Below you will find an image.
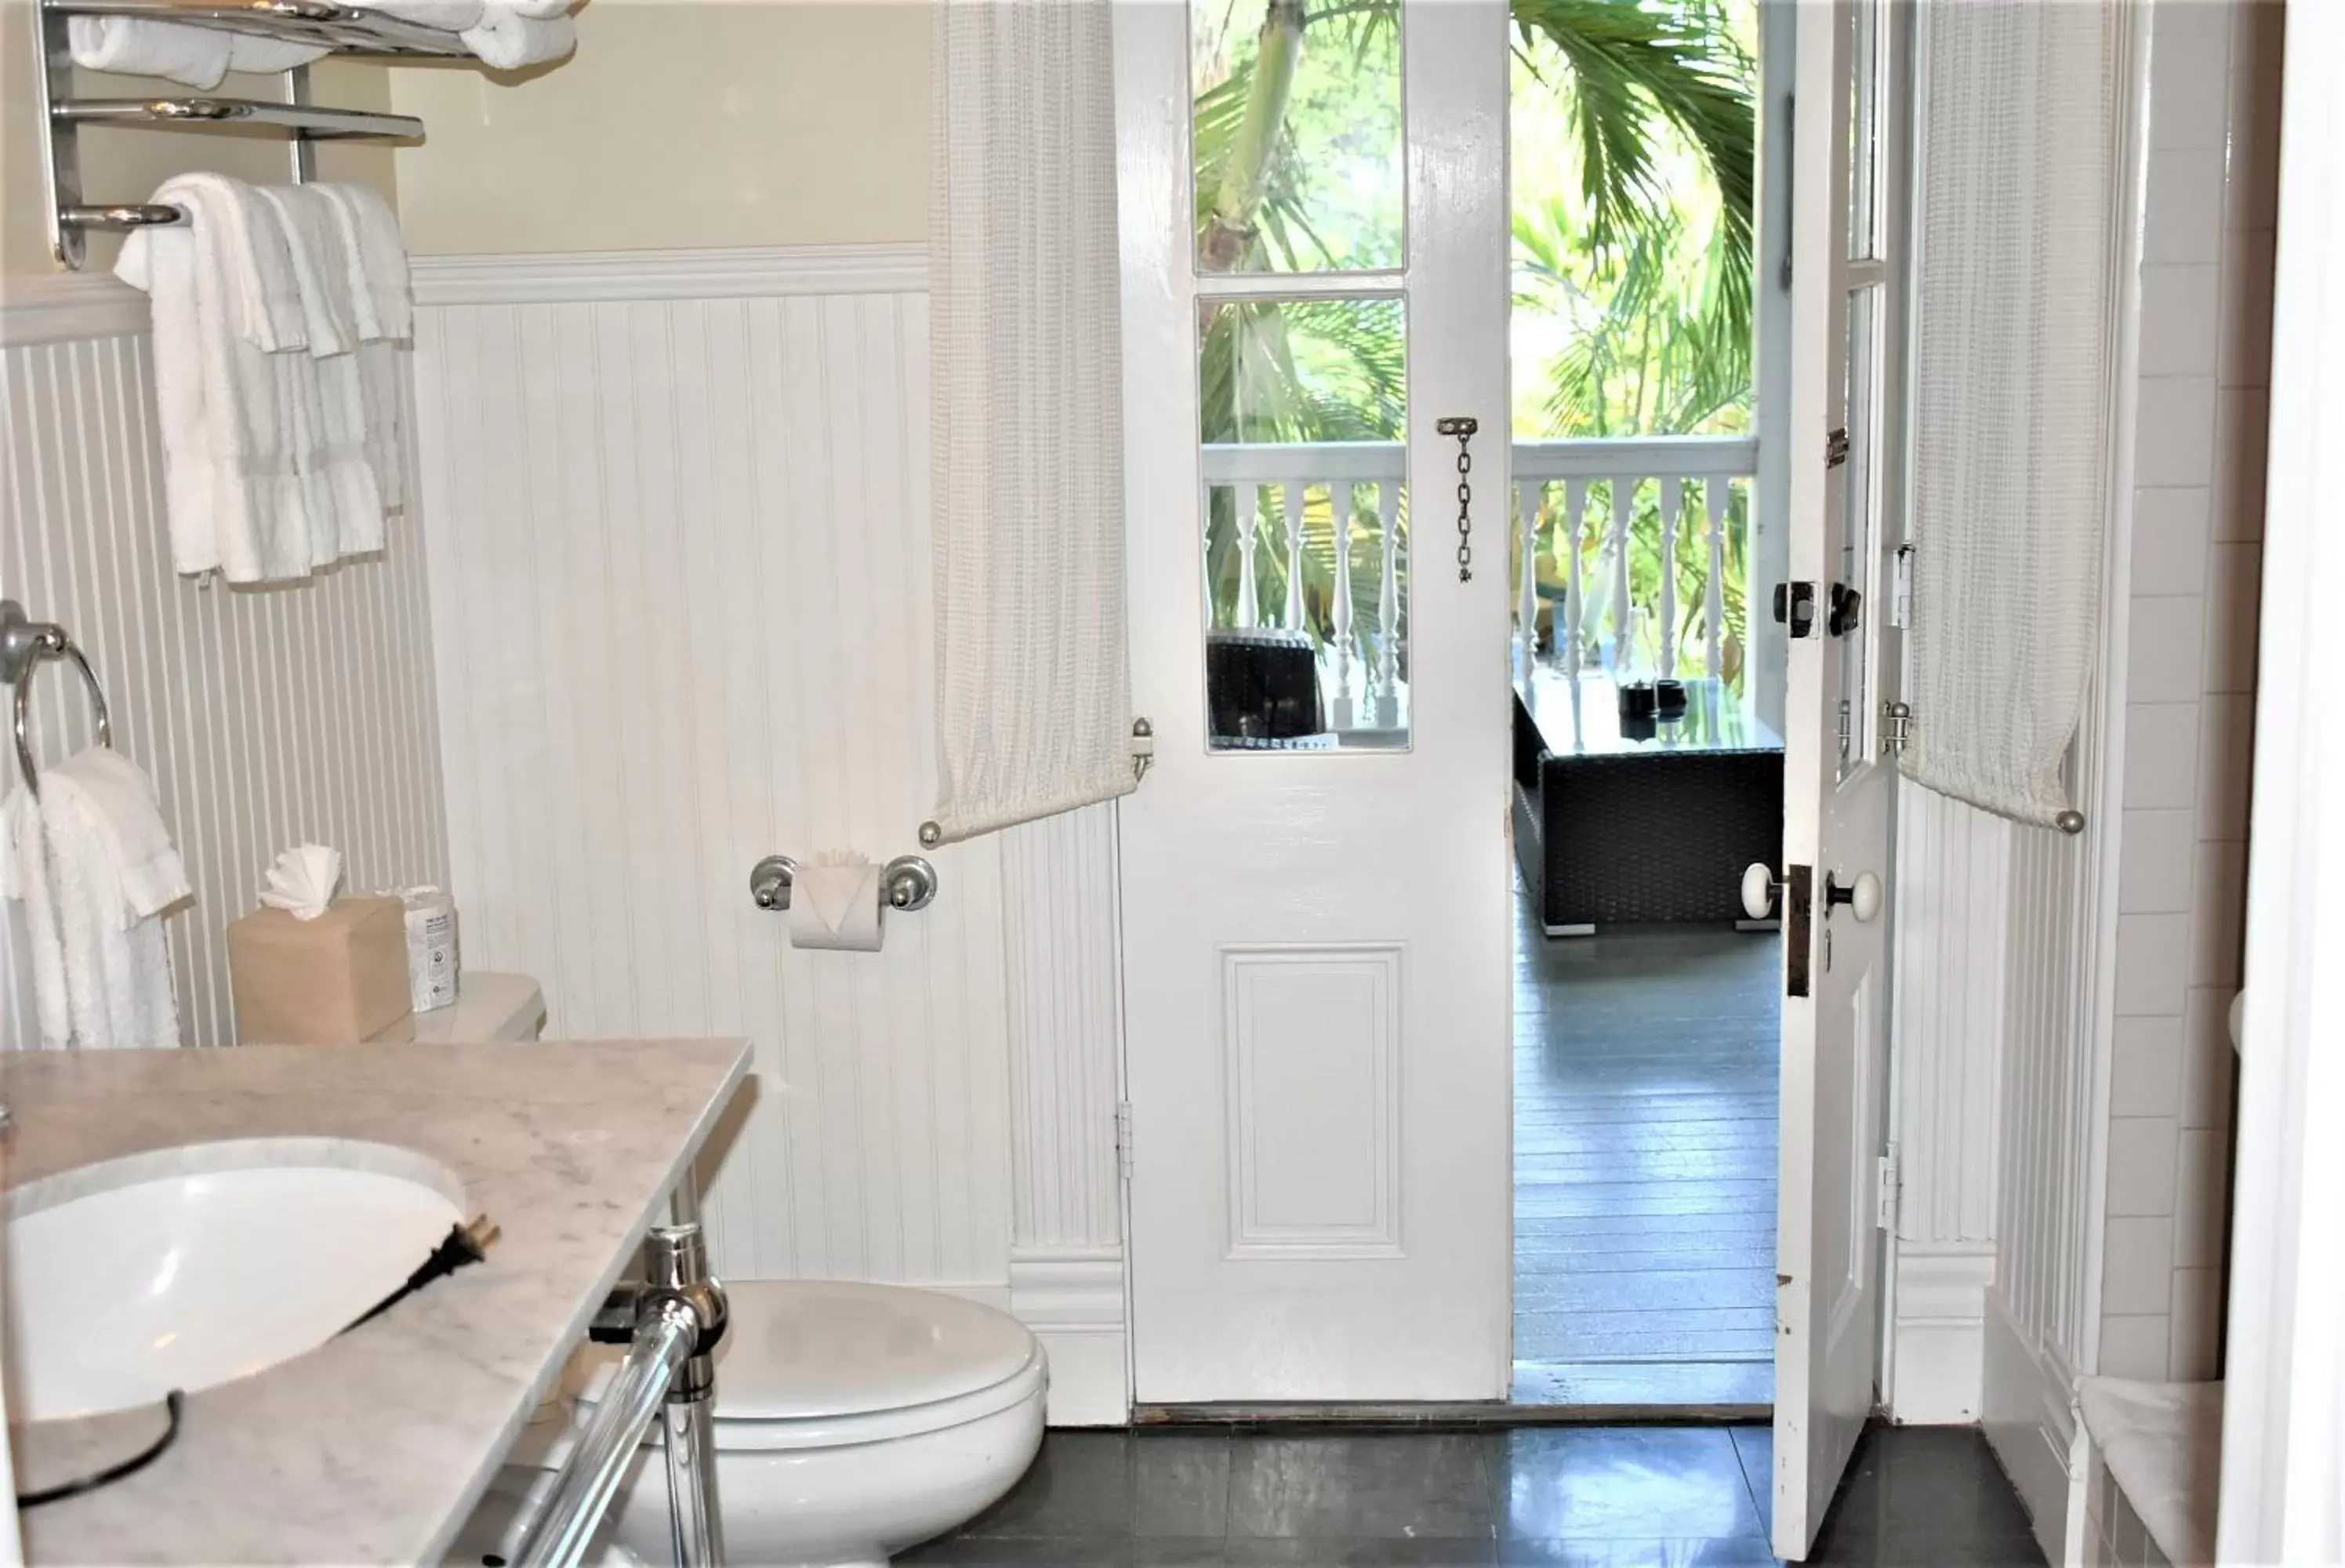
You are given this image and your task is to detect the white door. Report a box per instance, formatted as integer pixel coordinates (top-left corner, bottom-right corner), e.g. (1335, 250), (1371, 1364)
(1765, 0), (1908, 1554)
(1114, 0), (1514, 1401)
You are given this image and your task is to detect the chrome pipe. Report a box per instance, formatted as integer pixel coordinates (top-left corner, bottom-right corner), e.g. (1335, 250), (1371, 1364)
(512, 1298), (695, 1568)
(646, 1183), (727, 1568)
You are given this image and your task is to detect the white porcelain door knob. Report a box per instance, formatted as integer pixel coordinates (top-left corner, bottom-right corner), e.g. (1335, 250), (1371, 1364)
(1741, 862), (1777, 922)
(1848, 871), (1882, 923)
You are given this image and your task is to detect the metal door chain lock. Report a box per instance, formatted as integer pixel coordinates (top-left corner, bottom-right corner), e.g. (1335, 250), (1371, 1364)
(1438, 416), (1478, 582)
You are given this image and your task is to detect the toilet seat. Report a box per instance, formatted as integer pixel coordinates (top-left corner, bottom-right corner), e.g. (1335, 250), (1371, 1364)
(572, 1280), (1046, 1453)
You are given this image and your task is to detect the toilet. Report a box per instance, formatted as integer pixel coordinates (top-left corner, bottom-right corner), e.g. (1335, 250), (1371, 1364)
(438, 977), (1048, 1567)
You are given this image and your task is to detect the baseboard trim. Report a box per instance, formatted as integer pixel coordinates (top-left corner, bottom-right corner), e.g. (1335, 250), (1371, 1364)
(1886, 1242), (1995, 1424)
(1010, 1245), (1129, 1427)
(1981, 1290), (2082, 1566)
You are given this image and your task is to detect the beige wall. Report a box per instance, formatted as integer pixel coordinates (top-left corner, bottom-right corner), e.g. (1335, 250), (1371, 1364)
(2, 0), (924, 277)
(387, 0), (929, 256)
(2, 0), (396, 277)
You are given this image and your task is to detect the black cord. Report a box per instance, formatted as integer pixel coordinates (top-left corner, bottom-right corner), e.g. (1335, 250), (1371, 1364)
(16, 1390), (183, 1509)
(340, 1218), (495, 1334)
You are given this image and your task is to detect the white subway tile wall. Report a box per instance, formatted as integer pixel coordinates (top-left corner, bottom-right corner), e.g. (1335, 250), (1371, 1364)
(2096, 0), (2275, 1383)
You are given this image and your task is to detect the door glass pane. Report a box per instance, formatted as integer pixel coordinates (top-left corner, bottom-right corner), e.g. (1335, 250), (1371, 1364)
(1847, 0), (1884, 261)
(1837, 285), (1882, 779)
(1198, 297), (1409, 750)
(1191, 0), (1403, 274)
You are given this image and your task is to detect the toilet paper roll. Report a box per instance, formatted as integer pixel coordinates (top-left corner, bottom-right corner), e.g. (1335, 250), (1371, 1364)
(788, 852), (884, 952)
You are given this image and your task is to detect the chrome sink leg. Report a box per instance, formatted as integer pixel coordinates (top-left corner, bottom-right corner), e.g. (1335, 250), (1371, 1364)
(649, 1174), (727, 1568)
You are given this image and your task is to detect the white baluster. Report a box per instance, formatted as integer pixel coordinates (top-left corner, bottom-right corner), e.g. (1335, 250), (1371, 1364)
(1236, 481), (1260, 630)
(1610, 476), (1635, 667)
(1516, 478), (1541, 684)
(1331, 482), (1356, 729)
(1282, 480), (1306, 632)
(1563, 477), (1588, 680)
(1658, 476), (1683, 679)
(1704, 477), (1729, 682)
(1376, 478), (1400, 728)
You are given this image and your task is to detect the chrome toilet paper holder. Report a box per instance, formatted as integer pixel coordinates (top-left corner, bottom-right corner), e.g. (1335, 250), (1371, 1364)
(748, 855), (938, 916)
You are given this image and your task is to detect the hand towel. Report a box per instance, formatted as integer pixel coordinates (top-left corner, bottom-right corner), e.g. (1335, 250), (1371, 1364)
(67, 16), (327, 91)
(316, 183), (413, 513)
(118, 178), (324, 582)
(142, 172), (311, 354)
(257, 185), (385, 554)
(2, 774), (181, 1050)
(316, 183), (413, 342)
(41, 750), (192, 926)
(459, 8), (575, 70)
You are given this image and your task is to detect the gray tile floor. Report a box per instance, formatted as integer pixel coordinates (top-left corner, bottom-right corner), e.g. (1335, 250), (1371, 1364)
(1513, 887), (1781, 1406)
(898, 1422), (2046, 1566)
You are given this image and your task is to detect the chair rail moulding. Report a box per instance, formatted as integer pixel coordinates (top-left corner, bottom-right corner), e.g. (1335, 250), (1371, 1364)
(0, 273), (153, 347)
(408, 243), (929, 308)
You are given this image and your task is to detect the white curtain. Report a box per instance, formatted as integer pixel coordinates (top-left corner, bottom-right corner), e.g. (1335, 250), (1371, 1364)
(927, 0), (1134, 845)
(1902, 2), (2121, 827)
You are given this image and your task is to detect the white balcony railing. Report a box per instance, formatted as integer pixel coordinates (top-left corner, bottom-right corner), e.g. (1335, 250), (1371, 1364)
(1200, 435), (1761, 720)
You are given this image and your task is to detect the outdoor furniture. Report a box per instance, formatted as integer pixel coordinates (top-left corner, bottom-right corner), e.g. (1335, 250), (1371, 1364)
(1512, 667), (1784, 934)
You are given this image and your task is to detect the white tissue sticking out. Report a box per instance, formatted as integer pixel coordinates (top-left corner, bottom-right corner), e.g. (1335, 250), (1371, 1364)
(259, 843), (343, 920)
(789, 851), (884, 952)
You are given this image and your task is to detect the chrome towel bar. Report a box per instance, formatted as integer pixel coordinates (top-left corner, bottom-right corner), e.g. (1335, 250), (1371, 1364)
(2, 601), (113, 799)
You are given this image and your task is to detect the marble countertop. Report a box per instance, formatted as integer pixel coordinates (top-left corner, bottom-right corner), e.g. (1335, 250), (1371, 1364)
(0, 1039), (751, 1566)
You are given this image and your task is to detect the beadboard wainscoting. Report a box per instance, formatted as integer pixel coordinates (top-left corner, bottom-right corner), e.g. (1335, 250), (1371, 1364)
(408, 245), (1130, 1422)
(1, 276), (449, 1051)
(1884, 777), (2009, 1423)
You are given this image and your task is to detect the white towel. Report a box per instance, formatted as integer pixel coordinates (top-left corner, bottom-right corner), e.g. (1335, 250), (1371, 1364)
(67, 16), (327, 91)
(258, 186), (385, 554)
(459, 7), (575, 70)
(40, 750), (191, 926)
(316, 183), (413, 343)
(2, 770), (182, 1051)
(118, 177), (324, 582)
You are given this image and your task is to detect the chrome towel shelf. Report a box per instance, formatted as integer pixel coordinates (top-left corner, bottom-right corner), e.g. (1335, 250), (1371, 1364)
(38, 0), (464, 268)
(2, 601), (114, 799)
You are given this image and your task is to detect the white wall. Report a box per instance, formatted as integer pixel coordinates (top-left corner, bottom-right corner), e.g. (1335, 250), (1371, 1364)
(0, 282), (449, 1048)
(406, 248), (1129, 1422)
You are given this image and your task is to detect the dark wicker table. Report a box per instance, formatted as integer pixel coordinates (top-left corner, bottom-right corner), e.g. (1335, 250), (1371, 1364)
(1512, 667), (1785, 935)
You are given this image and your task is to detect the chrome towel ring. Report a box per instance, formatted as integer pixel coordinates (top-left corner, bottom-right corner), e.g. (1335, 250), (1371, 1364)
(2, 600), (112, 797)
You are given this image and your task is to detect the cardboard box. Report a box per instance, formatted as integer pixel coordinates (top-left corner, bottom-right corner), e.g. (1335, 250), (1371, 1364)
(227, 895), (412, 1044)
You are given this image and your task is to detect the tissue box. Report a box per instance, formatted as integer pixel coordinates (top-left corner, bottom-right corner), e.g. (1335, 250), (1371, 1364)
(227, 895), (412, 1044)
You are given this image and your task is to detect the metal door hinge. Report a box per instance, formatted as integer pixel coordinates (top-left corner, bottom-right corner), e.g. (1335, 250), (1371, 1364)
(1773, 581), (1817, 639)
(1115, 1100), (1134, 1181)
(1882, 701), (1912, 757)
(1825, 426), (1850, 469)
(1876, 1145), (1901, 1232)
(1890, 543), (1915, 629)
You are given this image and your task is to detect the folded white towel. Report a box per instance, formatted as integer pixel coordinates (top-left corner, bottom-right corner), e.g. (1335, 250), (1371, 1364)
(316, 183), (413, 343)
(118, 178), (324, 582)
(40, 750), (192, 927)
(2, 771), (182, 1050)
(255, 184), (358, 358)
(497, 0), (575, 17)
(257, 186), (385, 553)
(67, 15), (327, 89)
(459, 7), (575, 70)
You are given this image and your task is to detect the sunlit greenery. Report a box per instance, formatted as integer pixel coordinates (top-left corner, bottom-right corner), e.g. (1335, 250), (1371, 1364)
(1189, 0), (1758, 685)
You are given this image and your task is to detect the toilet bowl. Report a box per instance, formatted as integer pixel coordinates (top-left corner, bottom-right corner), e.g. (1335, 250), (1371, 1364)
(493, 1279), (1047, 1568)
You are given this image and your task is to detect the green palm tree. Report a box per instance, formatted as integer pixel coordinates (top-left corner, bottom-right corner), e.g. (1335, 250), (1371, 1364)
(1192, 0), (1756, 652)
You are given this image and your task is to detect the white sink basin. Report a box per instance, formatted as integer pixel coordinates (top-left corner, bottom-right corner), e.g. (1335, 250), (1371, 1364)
(4, 1138), (467, 1424)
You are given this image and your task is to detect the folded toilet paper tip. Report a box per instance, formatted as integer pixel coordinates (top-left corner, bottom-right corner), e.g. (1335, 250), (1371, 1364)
(259, 843), (343, 920)
(790, 851), (884, 952)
